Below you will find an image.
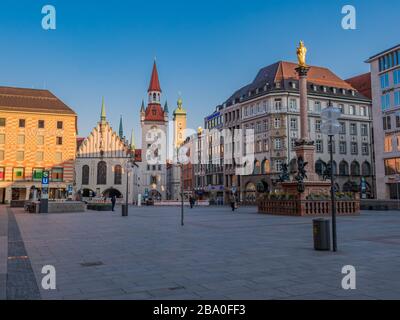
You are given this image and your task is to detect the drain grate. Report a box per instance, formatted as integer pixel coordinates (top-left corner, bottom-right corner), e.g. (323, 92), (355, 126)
(80, 261), (104, 267)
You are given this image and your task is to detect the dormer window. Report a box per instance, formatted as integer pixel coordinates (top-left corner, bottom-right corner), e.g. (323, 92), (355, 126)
(332, 88), (337, 94)
(342, 89), (346, 95)
(351, 90), (355, 96)
(275, 82), (281, 89)
(291, 82), (296, 89)
(323, 86), (327, 93)
(313, 85), (317, 91)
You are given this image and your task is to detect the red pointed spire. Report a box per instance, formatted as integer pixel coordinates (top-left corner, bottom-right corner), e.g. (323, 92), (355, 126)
(148, 60), (162, 92)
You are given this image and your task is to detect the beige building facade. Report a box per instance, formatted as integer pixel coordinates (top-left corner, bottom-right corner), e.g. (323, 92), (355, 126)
(0, 86), (77, 203)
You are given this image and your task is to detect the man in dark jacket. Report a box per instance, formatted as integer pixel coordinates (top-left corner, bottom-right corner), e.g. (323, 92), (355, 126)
(111, 195), (116, 212)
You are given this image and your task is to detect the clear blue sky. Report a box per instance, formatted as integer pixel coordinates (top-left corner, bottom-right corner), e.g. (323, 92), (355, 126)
(0, 0), (398, 145)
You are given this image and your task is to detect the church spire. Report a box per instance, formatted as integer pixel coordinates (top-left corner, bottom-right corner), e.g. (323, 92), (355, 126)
(100, 97), (106, 122)
(148, 60), (161, 92)
(164, 100), (169, 113)
(118, 115), (124, 138)
(140, 100), (145, 112)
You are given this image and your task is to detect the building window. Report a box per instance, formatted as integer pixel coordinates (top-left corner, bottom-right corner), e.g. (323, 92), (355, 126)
(274, 99), (282, 111)
(361, 124), (368, 136)
(0, 150), (4, 161)
(314, 101), (322, 113)
(338, 104), (344, 113)
(360, 106), (367, 117)
(349, 105), (356, 115)
(362, 161), (372, 176)
(32, 168), (43, 181)
(339, 122), (346, 134)
(339, 141), (347, 154)
(0, 118), (5, 127)
(37, 135), (44, 145)
(362, 143), (369, 155)
(381, 94), (390, 111)
(36, 151), (44, 161)
(13, 168), (25, 181)
(380, 73), (390, 89)
(0, 167), (4, 181)
(351, 142), (358, 155)
(384, 136), (393, 152)
(17, 135), (25, 145)
(351, 161), (360, 176)
(82, 165), (89, 185)
(274, 118), (281, 129)
(339, 161), (349, 176)
(19, 119), (25, 128)
(55, 152), (62, 163)
(315, 119), (321, 132)
(383, 116), (392, 130)
(56, 137), (63, 145)
(316, 140), (323, 153)
(16, 151), (24, 161)
(51, 168), (63, 182)
(395, 91), (400, 106)
(97, 161), (107, 184)
(38, 120), (45, 128)
(274, 160), (282, 172)
(57, 121), (63, 129)
(114, 165), (122, 185)
(350, 123), (357, 135)
(274, 138), (282, 150)
(290, 118), (297, 130)
(0, 134), (5, 144)
(289, 99), (297, 111)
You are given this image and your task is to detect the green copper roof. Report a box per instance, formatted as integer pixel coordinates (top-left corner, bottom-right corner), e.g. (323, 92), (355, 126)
(173, 97), (186, 115)
(118, 115), (124, 138)
(100, 97), (106, 121)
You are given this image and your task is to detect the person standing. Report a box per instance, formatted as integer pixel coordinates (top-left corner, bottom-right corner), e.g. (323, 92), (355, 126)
(230, 193), (236, 212)
(111, 195), (116, 212)
(189, 196), (195, 209)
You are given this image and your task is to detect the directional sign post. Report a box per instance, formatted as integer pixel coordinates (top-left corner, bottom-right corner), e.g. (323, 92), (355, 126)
(40, 170), (49, 213)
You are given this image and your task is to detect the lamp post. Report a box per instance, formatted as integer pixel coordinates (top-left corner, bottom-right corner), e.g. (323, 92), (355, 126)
(124, 156), (137, 216)
(178, 146), (189, 226)
(321, 101), (341, 252)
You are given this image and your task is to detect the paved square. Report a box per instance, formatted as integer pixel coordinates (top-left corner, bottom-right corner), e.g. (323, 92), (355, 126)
(1, 205), (400, 300)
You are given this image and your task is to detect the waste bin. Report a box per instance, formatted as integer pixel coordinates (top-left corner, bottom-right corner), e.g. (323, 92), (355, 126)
(121, 204), (128, 216)
(313, 218), (330, 251)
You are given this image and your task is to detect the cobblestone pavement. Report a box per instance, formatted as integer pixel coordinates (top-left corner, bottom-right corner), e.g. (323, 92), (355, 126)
(1, 205), (400, 300)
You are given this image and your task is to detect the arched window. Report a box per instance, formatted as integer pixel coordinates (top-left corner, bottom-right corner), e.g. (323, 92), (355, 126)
(329, 160), (337, 175)
(82, 165), (89, 185)
(315, 160), (324, 176)
(253, 160), (261, 175)
(339, 161), (349, 176)
(97, 161), (107, 185)
(153, 93), (156, 100)
(351, 161), (360, 176)
(114, 165), (122, 185)
(262, 159), (270, 174)
(362, 161), (371, 176)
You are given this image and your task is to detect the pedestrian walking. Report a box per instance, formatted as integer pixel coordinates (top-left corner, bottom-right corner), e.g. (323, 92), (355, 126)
(111, 195), (116, 212)
(230, 193), (236, 212)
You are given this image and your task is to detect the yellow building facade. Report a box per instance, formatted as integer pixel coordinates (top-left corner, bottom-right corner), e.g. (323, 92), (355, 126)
(0, 87), (77, 203)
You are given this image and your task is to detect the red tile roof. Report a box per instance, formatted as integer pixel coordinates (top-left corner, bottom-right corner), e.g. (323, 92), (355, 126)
(345, 73), (372, 99)
(0, 86), (76, 115)
(144, 103), (165, 121)
(275, 61), (354, 90)
(148, 61), (161, 92)
(76, 137), (85, 150)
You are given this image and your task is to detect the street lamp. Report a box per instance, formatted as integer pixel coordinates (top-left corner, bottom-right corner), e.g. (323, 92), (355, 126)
(178, 146), (189, 226)
(124, 156), (138, 216)
(320, 101), (341, 252)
